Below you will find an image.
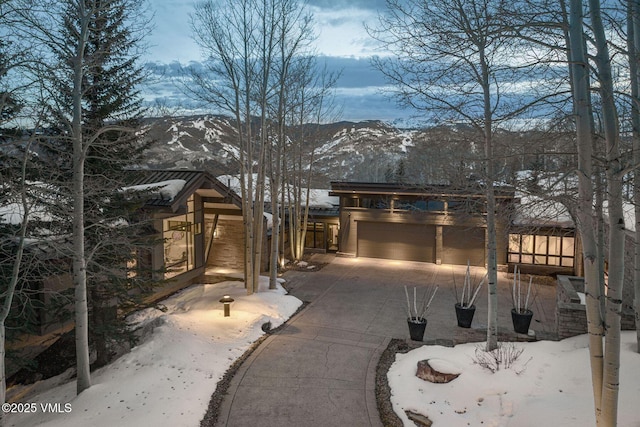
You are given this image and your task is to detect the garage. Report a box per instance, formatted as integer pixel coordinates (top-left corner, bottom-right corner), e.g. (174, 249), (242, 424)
(442, 226), (485, 266)
(357, 221), (436, 263)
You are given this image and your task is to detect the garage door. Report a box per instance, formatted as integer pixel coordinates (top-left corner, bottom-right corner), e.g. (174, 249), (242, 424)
(442, 226), (485, 266)
(357, 222), (435, 263)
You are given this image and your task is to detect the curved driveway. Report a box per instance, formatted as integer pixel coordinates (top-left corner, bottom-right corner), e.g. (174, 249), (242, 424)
(215, 255), (556, 427)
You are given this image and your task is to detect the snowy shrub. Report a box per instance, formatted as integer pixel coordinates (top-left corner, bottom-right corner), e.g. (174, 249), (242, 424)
(472, 343), (531, 374)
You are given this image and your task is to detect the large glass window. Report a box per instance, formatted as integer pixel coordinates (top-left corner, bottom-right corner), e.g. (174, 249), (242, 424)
(509, 233), (575, 267)
(360, 196), (391, 209)
(305, 222), (325, 249)
(163, 195), (201, 279)
(447, 198), (483, 214)
(393, 197), (444, 212)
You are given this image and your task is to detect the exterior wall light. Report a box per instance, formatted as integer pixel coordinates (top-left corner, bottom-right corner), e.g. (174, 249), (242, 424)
(219, 295), (234, 317)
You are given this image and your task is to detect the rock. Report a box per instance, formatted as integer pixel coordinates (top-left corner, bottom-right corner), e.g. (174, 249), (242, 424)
(261, 321), (272, 332)
(405, 410), (433, 427)
(416, 358), (461, 383)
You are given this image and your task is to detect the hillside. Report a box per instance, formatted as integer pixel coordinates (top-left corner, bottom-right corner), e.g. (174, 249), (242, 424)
(140, 114), (566, 188)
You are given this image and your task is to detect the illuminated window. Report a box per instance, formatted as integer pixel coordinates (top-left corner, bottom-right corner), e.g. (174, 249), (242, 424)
(126, 256), (137, 279)
(508, 233), (575, 267)
(163, 195), (200, 279)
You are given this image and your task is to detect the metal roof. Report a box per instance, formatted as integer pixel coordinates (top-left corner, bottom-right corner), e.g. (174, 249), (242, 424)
(125, 169), (242, 211)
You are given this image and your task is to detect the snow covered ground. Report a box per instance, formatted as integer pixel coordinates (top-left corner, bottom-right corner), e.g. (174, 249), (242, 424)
(388, 332), (640, 426)
(7, 272), (640, 427)
(6, 276), (302, 427)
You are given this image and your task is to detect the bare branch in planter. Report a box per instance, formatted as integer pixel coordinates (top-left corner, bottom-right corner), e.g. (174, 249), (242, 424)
(511, 265), (537, 313)
(404, 285), (412, 319)
(421, 285), (439, 318)
(404, 284), (439, 321)
(468, 275), (485, 307)
(457, 262), (485, 308)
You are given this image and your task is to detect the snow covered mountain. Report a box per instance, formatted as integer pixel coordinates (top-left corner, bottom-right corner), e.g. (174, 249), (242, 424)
(140, 115), (431, 187)
(139, 114), (560, 188)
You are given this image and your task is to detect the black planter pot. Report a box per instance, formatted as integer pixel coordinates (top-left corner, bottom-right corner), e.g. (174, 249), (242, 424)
(511, 308), (533, 334)
(407, 317), (427, 341)
(455, 303), (476, 328)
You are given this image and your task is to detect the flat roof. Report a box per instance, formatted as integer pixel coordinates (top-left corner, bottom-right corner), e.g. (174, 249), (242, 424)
(329, 181), (515, 198)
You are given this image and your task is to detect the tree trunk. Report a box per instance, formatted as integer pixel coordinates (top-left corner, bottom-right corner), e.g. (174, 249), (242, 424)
(72, 1), (91, 394)
(568, 0), (604, 422)
(480, 47), (498, 352)
(589, 0), (623, 423)
(0, 145), (33, 415)
(628, 0), (640, 354)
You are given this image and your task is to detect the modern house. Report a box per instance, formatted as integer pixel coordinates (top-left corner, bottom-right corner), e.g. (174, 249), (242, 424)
(0, 170), (248, 335)
(329, 181), (579, 276)
(124, 169), (246, 297)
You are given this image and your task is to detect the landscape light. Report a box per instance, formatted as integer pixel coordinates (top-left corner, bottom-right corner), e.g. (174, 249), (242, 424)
(219, 295), (234, 317)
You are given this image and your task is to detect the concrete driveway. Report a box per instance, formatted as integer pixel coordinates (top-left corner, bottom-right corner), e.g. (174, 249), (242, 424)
(215, 255), (556, 427)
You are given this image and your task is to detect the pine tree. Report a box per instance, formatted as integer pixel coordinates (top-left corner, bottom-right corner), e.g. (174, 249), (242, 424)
(59, 0), (151, 370)
(22, 0), (152, 384)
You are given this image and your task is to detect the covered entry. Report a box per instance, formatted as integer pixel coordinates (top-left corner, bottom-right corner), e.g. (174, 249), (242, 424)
(357, 221), (436, 263)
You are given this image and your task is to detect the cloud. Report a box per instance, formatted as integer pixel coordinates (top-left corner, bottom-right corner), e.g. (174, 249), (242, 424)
(146, 0), (387, 62)
(308, 0), (388, 10)
(141, 1), (402, 120)
(319, 56), (387, 87)
(139, 56), (406, 121)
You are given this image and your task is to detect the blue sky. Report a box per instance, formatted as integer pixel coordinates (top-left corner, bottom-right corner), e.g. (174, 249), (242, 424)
(142, 0), (412, 122)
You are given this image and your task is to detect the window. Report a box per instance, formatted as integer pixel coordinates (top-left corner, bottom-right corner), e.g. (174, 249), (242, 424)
(342, 197), (359, 207)
(360, 196), (391, 209)
(509, 233), (575, 267)
(393, 197), (444, 211)
(163, 195), (200, 279)
(447, 198), (483, 214)
(305, 222), (325, 249)
(427, 200), (445, 211)
(127, 248), (152, 280)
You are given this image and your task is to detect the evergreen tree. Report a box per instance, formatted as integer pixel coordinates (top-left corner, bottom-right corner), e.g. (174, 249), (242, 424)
(65, 0), (151, 369)
(31, 0), (153, 372)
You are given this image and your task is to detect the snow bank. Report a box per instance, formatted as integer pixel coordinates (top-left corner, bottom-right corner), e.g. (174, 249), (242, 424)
(388, 333), (640, 426)
(6, 277), (302, 427)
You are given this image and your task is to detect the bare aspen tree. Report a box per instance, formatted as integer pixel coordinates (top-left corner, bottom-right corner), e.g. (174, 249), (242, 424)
(191, 0), (274, 293)
(12, 0), (149, 394)
(588, 0), (625, 423)
(268, 0), (314, 288)
(0, 2), (64, 416)
(519, 0), (628, 422)
(370, 0), (545, 351)
(566, 0), (611, 423)
(628, 0), (640, 354)
(283, 60), (339, 262)
(190, 0), (329, 291)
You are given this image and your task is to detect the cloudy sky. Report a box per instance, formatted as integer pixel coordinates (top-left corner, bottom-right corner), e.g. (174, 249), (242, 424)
(142, 0), (412, 122)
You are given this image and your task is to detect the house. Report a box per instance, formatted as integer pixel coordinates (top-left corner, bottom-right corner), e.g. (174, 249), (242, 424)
(329, 181), (579, 275)
(0, 170), (248, 336)
(124, 169), (246, 298)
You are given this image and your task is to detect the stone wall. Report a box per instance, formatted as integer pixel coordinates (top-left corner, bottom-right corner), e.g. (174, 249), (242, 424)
(556, 275), (588, 340)
(207, 218), (244, 271)
(621, 231), (637, 330)
(556, 274), (636, 340)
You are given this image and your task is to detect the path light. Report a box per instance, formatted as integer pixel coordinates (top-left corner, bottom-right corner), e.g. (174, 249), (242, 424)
(219, 295), (234, 317)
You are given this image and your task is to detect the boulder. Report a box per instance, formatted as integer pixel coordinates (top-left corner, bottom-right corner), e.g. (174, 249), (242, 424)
(416, 358), (461, 383)
(405, 410), (433, 427)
